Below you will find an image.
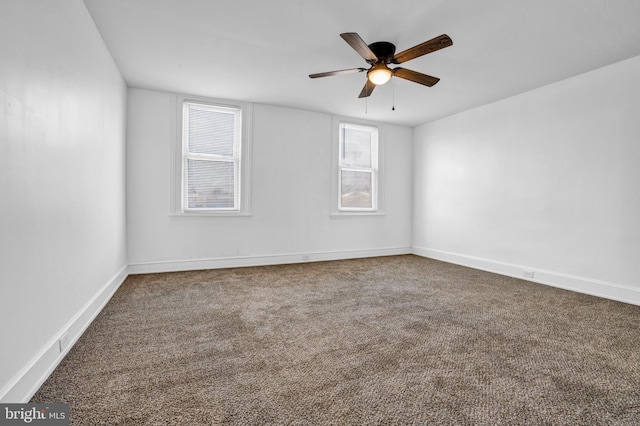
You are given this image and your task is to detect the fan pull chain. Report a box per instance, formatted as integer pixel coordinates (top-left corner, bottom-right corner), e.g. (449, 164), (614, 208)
(392, 81), (396, 111)
(365, 97), (368, 114)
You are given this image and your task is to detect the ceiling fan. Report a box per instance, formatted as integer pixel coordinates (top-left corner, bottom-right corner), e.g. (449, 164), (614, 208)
(309, 32), (453, 98)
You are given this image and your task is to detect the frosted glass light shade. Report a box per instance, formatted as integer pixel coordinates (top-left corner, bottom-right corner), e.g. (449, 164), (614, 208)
(367, 64), (392, 85)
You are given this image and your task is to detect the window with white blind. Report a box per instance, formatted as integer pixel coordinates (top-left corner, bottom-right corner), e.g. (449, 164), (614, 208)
(173, 97), (251, 215)
(338, 122), (379, 212)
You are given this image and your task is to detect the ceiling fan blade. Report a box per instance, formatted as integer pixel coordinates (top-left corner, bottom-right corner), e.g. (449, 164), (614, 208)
(392, 34), (453, 64)
(358, 79), (376, 98)
(309, 68), (367, 79)
(340, 33), (378, 62)
(393, 67), (440, 87)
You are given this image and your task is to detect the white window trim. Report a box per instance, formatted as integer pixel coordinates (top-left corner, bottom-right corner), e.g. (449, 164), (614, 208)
(330, 116), (385, 218)
(170, 94), (252, 217)
(338, 122), (379, 211)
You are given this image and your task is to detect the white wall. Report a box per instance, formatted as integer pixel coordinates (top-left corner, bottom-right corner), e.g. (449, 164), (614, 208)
(0, 0), (127, 401)
(413, 55), (640, 302)
(4, 0), (636, 404)
(127, 88), (413, 271)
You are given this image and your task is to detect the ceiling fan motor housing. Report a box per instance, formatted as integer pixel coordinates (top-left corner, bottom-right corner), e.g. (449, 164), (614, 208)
(367, 41), (396, 63)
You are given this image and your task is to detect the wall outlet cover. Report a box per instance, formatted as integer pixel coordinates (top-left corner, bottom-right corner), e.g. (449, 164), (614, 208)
(59, 332), (70, 353)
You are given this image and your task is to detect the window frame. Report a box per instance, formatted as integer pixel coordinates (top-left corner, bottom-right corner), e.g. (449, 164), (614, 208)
(171, 94), (252, 216)
(331, 117), (385, 217)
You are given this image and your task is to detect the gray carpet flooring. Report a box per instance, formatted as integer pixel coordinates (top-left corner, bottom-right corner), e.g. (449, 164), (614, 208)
(32, 255), (640, 425)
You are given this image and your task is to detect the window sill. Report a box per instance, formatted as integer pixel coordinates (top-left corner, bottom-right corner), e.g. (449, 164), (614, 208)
(330, 212), (386, 219)
(169, 211), (252, 218)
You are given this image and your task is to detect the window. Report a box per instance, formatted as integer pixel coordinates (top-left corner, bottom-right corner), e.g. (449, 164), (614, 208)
(172, 96), (251, 215)
(338, 122), (379, 211)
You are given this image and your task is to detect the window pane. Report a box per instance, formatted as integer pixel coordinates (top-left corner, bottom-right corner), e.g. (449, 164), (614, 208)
(341, 170), (372, 208)
(188, 106), (236, 156)
(342, 127), (371, 167)
(186, 159), (235, 209)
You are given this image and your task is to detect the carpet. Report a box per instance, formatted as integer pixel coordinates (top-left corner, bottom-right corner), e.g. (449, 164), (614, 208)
(31, 255), (640, 425)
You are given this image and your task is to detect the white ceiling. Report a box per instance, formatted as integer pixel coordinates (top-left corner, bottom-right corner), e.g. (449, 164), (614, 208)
(83, 0), (640, 127)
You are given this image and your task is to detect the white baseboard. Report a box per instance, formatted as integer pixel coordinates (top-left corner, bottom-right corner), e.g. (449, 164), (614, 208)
(128, 247), (412, 275)
(0, 266), (129, 403)
(9, 245), (635, 403)
(412, 246), (640, 306)
(2, 248), (411, 402)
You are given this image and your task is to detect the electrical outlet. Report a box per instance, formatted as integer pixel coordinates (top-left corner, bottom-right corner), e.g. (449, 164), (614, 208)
(523, 270), (535, 279)
(59, 332), (71, 353)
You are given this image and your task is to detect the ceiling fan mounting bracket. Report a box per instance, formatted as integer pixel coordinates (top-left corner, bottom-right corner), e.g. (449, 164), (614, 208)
(367, 41), (396, 64)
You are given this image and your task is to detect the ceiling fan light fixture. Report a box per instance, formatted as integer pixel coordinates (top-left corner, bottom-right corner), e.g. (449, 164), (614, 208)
(309, 32), (452, 98)
(367, 63), (392, 85)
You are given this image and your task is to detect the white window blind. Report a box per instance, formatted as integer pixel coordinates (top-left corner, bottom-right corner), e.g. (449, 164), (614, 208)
(182, 102), (242, 211)
(338, 122), (378, 211)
